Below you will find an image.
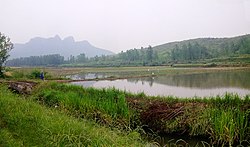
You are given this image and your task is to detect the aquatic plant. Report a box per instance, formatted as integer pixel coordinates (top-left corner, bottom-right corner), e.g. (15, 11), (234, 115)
(34, 82), (131, 128)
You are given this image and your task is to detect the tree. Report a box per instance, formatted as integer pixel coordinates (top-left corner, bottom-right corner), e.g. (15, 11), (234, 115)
(146, 45), (153, 62)
(0, 33), (13, 77)
(76, 53), (87, 63)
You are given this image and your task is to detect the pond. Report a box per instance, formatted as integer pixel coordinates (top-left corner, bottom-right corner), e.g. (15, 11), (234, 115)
(71, 70), (250, 98)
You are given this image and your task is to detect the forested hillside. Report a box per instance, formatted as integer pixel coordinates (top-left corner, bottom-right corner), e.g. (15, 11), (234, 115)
(7, 34), (250, 67)
(154, 34), (250, 62)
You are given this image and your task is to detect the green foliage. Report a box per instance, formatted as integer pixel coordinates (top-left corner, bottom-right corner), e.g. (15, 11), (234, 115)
(170, 42), (210, 62)
(157, 34), (250, 64)
(209, 108), (249, 146)
(0, 33), (13, 77)
(76, 53), (88, 63)
(0, 84), (146, 146)
(34, 82), (131, 128)
(1, 80), (250, 146)
(205, 94), (250, 146)
(62, 34), (250, 67)
(9, 68), (54, 80)
(11, 70), (25, 79)
(140, 94), (250, 146)
(7, 54), (64, 66)
(28, 69), (41, 79)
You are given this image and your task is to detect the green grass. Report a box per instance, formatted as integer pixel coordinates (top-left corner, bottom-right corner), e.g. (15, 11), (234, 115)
(32, 82), (250, 146)
(0, 84), (147, 146)
(131, 93), (250, 146)
(209, 108), (248, 146)
(1, 80), (249, 146)
(32, 82), (132, 129)
(207, 94), (250, 146)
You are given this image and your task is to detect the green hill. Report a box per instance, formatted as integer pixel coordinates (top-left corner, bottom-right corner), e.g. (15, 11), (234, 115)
(153, 34), (250, 63)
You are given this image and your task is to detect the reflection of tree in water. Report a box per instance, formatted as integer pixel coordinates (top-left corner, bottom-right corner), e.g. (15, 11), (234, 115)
(168, 71), (250, 89)
(128, 78), (139, 84)
(148, 77), (154, 87)
(73, 73), (108, 80)
(127, 77), (155, 87)
(71, 74), (86, 80)
(94, 73), (98, 78)
(128, 71), (250, 89)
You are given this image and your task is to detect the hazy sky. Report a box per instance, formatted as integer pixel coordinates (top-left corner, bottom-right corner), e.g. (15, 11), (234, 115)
(1, 0), (250, 53)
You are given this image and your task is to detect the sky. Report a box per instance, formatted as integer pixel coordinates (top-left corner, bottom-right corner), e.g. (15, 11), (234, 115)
(1, 0), (250, 53)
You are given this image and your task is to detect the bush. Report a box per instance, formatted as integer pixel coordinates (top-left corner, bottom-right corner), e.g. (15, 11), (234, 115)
(28, 69), (41, 79)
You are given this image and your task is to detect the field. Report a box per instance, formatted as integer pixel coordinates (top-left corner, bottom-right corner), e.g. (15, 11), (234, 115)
(1, 66), (250, 146)
(7, 66), (250, 81)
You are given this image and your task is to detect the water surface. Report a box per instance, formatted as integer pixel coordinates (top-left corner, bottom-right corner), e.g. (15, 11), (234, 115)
(71, 70), (250, 98)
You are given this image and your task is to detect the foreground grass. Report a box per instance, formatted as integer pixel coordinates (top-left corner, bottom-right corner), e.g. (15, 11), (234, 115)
(32, 82), (132, 129)
(30, 82), (250, 146)
(0, 84), (147, 146)
(1, 80), (250, 146)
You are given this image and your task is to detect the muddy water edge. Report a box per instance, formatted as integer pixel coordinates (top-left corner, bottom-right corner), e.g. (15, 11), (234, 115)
(127, 95), (250, 146)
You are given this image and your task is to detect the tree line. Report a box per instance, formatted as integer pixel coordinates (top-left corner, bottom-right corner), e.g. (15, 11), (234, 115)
(6, 35), (250, 67)
(170, 43), (210, 62)
(7, 54), (64, 66)
(6, 46), (160, 67)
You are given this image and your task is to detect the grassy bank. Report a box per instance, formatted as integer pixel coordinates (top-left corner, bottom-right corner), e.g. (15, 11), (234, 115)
(30, 82), (250, 146)
(0, 84), (147, 146)
(1, 80), (250, 146)
(32, 82), (132, 129)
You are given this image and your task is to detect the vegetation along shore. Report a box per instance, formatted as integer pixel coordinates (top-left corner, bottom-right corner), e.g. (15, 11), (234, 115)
(1, 68), (249, 146)
(1, 32), (250, 146)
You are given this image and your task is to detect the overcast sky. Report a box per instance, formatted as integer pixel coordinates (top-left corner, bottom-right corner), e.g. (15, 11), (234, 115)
(1, 0), (250, 53)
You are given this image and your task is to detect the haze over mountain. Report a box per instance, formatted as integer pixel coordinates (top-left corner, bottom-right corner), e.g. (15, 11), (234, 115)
(9, 35), (114, 59)
(6, 34), (250, 67)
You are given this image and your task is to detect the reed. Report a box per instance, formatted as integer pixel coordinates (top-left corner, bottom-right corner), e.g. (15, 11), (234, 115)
(34, 83), (250, 145)
(33, 82), (131, 128)
(207, 94), (250, 146)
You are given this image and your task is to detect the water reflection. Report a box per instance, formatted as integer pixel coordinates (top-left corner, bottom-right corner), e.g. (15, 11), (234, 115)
(71, 71), (250, 98)
(128, 71), (250, 89)
(67, 73), (107, 80)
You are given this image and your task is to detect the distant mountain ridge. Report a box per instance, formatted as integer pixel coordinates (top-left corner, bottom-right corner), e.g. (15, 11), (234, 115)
(10, 35), (114, 59)
(7, 34), (250, 67)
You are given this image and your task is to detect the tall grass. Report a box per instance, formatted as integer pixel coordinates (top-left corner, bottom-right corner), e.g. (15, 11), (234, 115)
(7, 68), (53, 80)
(0, 84), (147, 146)
(3, 80), (249, 146)
(33, 82), (250, 146)
(33, 82), (131, 128)
(210, 108), (249, 146)
(138, 93), (250, 146)
(208, 94), (250, 146)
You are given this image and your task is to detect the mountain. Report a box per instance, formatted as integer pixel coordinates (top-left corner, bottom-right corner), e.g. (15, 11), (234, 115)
(7, 34), (250, 67)
(9, 35), (114, 59)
